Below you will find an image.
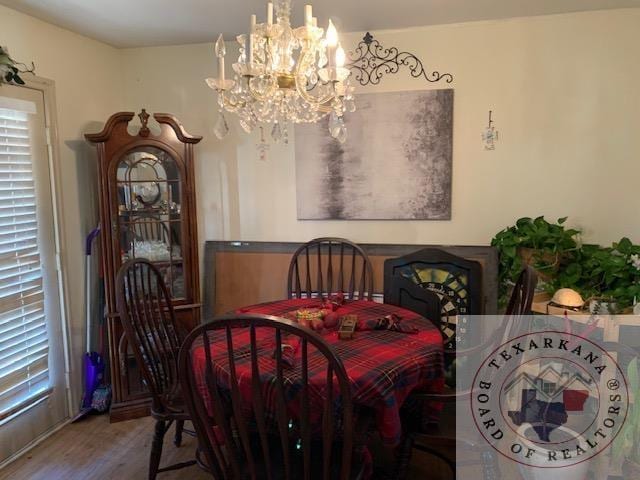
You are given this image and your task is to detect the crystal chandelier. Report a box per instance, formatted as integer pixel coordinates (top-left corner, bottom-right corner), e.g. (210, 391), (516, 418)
(207, 0), (355, 144)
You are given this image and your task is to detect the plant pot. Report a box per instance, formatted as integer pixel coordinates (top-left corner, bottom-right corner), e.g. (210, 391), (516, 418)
(589, 299), (618, 315)
(622, 459), (640, 477)
(518, 247), (557, 282)
(516, 424), (590, 480)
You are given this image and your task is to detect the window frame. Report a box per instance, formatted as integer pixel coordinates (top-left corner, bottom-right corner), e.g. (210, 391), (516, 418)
(0, 76), (72, 466)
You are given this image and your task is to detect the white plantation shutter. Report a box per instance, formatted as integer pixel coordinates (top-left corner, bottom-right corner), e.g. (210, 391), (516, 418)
(0, 105), (50, 419)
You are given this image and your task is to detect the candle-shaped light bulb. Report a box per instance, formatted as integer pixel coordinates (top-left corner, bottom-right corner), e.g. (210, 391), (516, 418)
(267, 2), (273, 26)
(215, 34), (226, 57)
(326, 20), (338, 69)
(249, 14), (256, 64)
(304, 5), (313, 28)
(312, 17), (318, 28)
(215, 34), (226, 82)
(326, 20), (338, 47)
(335, 44), (346, 68)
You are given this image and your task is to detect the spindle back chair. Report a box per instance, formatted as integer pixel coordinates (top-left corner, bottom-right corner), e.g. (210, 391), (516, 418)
(287, 237), (374, 301)
(178, 314), (363, 480)
(130, 214), (171, 243)
(505, 265), (538, 319)
(116, 259), (194, 479)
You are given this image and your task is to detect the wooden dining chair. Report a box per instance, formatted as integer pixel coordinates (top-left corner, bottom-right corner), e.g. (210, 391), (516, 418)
(178, 313), (371, 480)
(384, 275), (443, 332)
(504, 265), (538, 319)
(383, 248), (483, 352)
(132, 214), (172, 242)
(287, 237), (374, 301)
(116, 259), (196, 479)
(395, 266), (538, 480)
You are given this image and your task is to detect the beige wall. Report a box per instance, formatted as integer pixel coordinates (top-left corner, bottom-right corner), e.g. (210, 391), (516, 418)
(122, 8), (640, 247)
(0, 5), (125, 411)
(2, 5), (639, 419)
(121, 43), (240, 244)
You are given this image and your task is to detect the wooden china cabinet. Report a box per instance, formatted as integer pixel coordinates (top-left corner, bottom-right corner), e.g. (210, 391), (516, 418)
(86, 110), (202, 422)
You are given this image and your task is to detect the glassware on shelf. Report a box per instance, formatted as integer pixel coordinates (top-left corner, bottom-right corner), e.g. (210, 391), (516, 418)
(116, 148), (181, 211)
(128, 240), (181, 262)
(117, 147), (183, 262)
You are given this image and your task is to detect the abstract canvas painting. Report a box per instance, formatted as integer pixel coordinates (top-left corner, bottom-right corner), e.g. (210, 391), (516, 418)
(295, 89), (453, 220)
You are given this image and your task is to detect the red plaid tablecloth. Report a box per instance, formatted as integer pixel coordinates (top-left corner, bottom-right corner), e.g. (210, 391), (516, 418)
(192, 299), (444, 446)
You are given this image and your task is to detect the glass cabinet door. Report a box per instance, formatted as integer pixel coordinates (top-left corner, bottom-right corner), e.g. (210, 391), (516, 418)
(116, 147), (185, 298)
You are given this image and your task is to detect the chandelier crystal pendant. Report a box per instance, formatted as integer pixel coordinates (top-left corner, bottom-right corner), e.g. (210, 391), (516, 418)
(206, 0), (355, 144)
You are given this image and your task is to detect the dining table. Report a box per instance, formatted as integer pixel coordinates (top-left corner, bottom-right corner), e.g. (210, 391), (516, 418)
(191, 297), (445, 447)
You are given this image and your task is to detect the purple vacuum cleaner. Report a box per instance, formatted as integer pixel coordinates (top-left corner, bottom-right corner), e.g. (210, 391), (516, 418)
(81, 225), (105, 411)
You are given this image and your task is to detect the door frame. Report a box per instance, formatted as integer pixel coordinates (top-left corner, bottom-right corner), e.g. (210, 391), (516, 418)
(0, 75), (73, 468)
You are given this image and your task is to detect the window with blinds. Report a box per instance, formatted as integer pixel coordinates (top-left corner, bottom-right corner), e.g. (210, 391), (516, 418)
(0, 105), (50, 420)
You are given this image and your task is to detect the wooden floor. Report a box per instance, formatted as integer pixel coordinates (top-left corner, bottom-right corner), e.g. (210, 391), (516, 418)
(0, 414), (454, 479)
(0, 415), (208, 480)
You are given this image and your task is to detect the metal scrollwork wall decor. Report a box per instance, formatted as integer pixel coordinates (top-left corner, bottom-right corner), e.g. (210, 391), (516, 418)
(346, 32), (453, 87)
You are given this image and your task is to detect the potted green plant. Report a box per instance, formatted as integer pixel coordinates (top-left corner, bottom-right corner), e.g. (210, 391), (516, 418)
(576, 239), (640, 313)
(491, 216), (581, 304)
(492, 218), (640, 310)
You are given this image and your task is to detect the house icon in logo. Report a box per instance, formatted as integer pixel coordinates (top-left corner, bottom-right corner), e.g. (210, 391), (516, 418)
(503, 365), (594, 442)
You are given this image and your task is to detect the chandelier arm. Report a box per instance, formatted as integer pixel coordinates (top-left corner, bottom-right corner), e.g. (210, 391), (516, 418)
(246, 75), (279, 102)
(219, 90), (244, 111)
(293, 44), (336, 110)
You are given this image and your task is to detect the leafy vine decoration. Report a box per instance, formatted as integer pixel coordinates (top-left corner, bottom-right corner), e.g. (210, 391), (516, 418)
(346, 32), (453, 86)
(0, 46), (36, 85)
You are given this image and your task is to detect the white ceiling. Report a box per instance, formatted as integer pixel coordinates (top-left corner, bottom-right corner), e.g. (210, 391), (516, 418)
(2, 0), (640, 48)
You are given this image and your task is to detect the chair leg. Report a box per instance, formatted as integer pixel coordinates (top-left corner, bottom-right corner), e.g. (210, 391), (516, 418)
(174, 420), (184, 447)
(149, 420), (166, 480)
(394, 434), (415, 480)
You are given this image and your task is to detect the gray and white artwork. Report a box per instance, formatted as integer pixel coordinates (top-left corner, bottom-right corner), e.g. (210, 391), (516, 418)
(295, 89), (453, 220)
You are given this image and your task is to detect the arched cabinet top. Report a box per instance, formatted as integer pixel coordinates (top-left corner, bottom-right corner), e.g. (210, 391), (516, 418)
(85, 109), (202, 145)
(154, 113), (202, 144)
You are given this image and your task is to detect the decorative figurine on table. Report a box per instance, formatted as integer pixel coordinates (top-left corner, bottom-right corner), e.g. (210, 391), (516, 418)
(292, 292), (347, 332)
(549, 288), (585, 312)
(296, 308), (325, 331)
(338, 315), (358, 340)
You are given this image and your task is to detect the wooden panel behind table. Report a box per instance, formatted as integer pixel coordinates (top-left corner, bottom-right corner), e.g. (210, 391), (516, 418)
(214, 251), (291, 314)
(214, 251), (374, 314)
(204, 241), (498, 319)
